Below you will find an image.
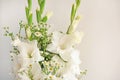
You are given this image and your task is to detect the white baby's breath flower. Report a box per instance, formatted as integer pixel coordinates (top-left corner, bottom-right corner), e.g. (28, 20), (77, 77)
(46, 73), (62, 80)
(34, 32), (42, 37)
(34, 26), (40, 30)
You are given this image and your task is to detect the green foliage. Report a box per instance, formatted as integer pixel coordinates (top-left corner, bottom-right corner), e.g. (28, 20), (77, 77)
(27, 23), (52, 53)
(4, 27), (14, 40)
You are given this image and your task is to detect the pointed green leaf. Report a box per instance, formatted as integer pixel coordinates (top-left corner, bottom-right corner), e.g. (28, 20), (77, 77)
(25, 7), (29, 21)
(71, 4), (76, 23)
(38, 0), (42, 6)
(28, 0), (32, 10)
(40, 0), (45, 14)
(36, 9), (41, 23)
(28, 13), (33, 25)
(76, 0), (80, 6)
(42, 16), (47, 22)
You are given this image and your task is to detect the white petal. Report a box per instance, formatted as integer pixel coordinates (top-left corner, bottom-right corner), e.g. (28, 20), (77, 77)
(59, 31), (84, 49)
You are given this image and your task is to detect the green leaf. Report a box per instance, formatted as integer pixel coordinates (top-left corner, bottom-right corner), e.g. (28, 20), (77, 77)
(38, 0), (45, 14)
(9, 33), (13, 36)
(36, 9), (41, 23)
(42, 16), (47, 22)
(38, 0), (42, 6)
(25, 7), (29, 21)
(28, 13), (33, 25)
(40, 0), (46, 15)
(37, 0), (46, 23)
(76, 0), (80, 8)
(71, 4), (76, 23)
(28, 0), (32, 10)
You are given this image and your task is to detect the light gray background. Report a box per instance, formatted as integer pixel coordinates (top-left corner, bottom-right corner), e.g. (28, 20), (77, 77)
(0, 0), (120, 80)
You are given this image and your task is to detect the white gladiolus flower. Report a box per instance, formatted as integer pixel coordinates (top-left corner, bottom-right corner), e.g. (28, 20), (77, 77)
(47, 31), (63, 53)
(60, 48), (81, 70)
(60, 49), (81, 80)
(12, 37), (44, 67)
(60, 48), (81, 64)
(46, 31), (83, 80)
(59, 31), (84, 49)
(31, 63), (44, 80)
(47, 31), (83, 52)
(10, 53), (21, 79)
(48, 46), (81, 80)
(11, 37), (44, 80)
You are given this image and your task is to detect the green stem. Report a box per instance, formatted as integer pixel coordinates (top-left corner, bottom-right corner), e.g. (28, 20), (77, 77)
(46, 50), (67, 63)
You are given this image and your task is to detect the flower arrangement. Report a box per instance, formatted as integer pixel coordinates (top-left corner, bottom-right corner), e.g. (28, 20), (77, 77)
(4, 0), (87, 80)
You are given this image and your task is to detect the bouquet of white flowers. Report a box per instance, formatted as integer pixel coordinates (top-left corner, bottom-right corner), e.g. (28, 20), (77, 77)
(4, 0), (87, 80)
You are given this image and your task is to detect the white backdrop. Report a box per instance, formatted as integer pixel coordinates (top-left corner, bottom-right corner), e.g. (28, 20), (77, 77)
(0, 0), (120, 80)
